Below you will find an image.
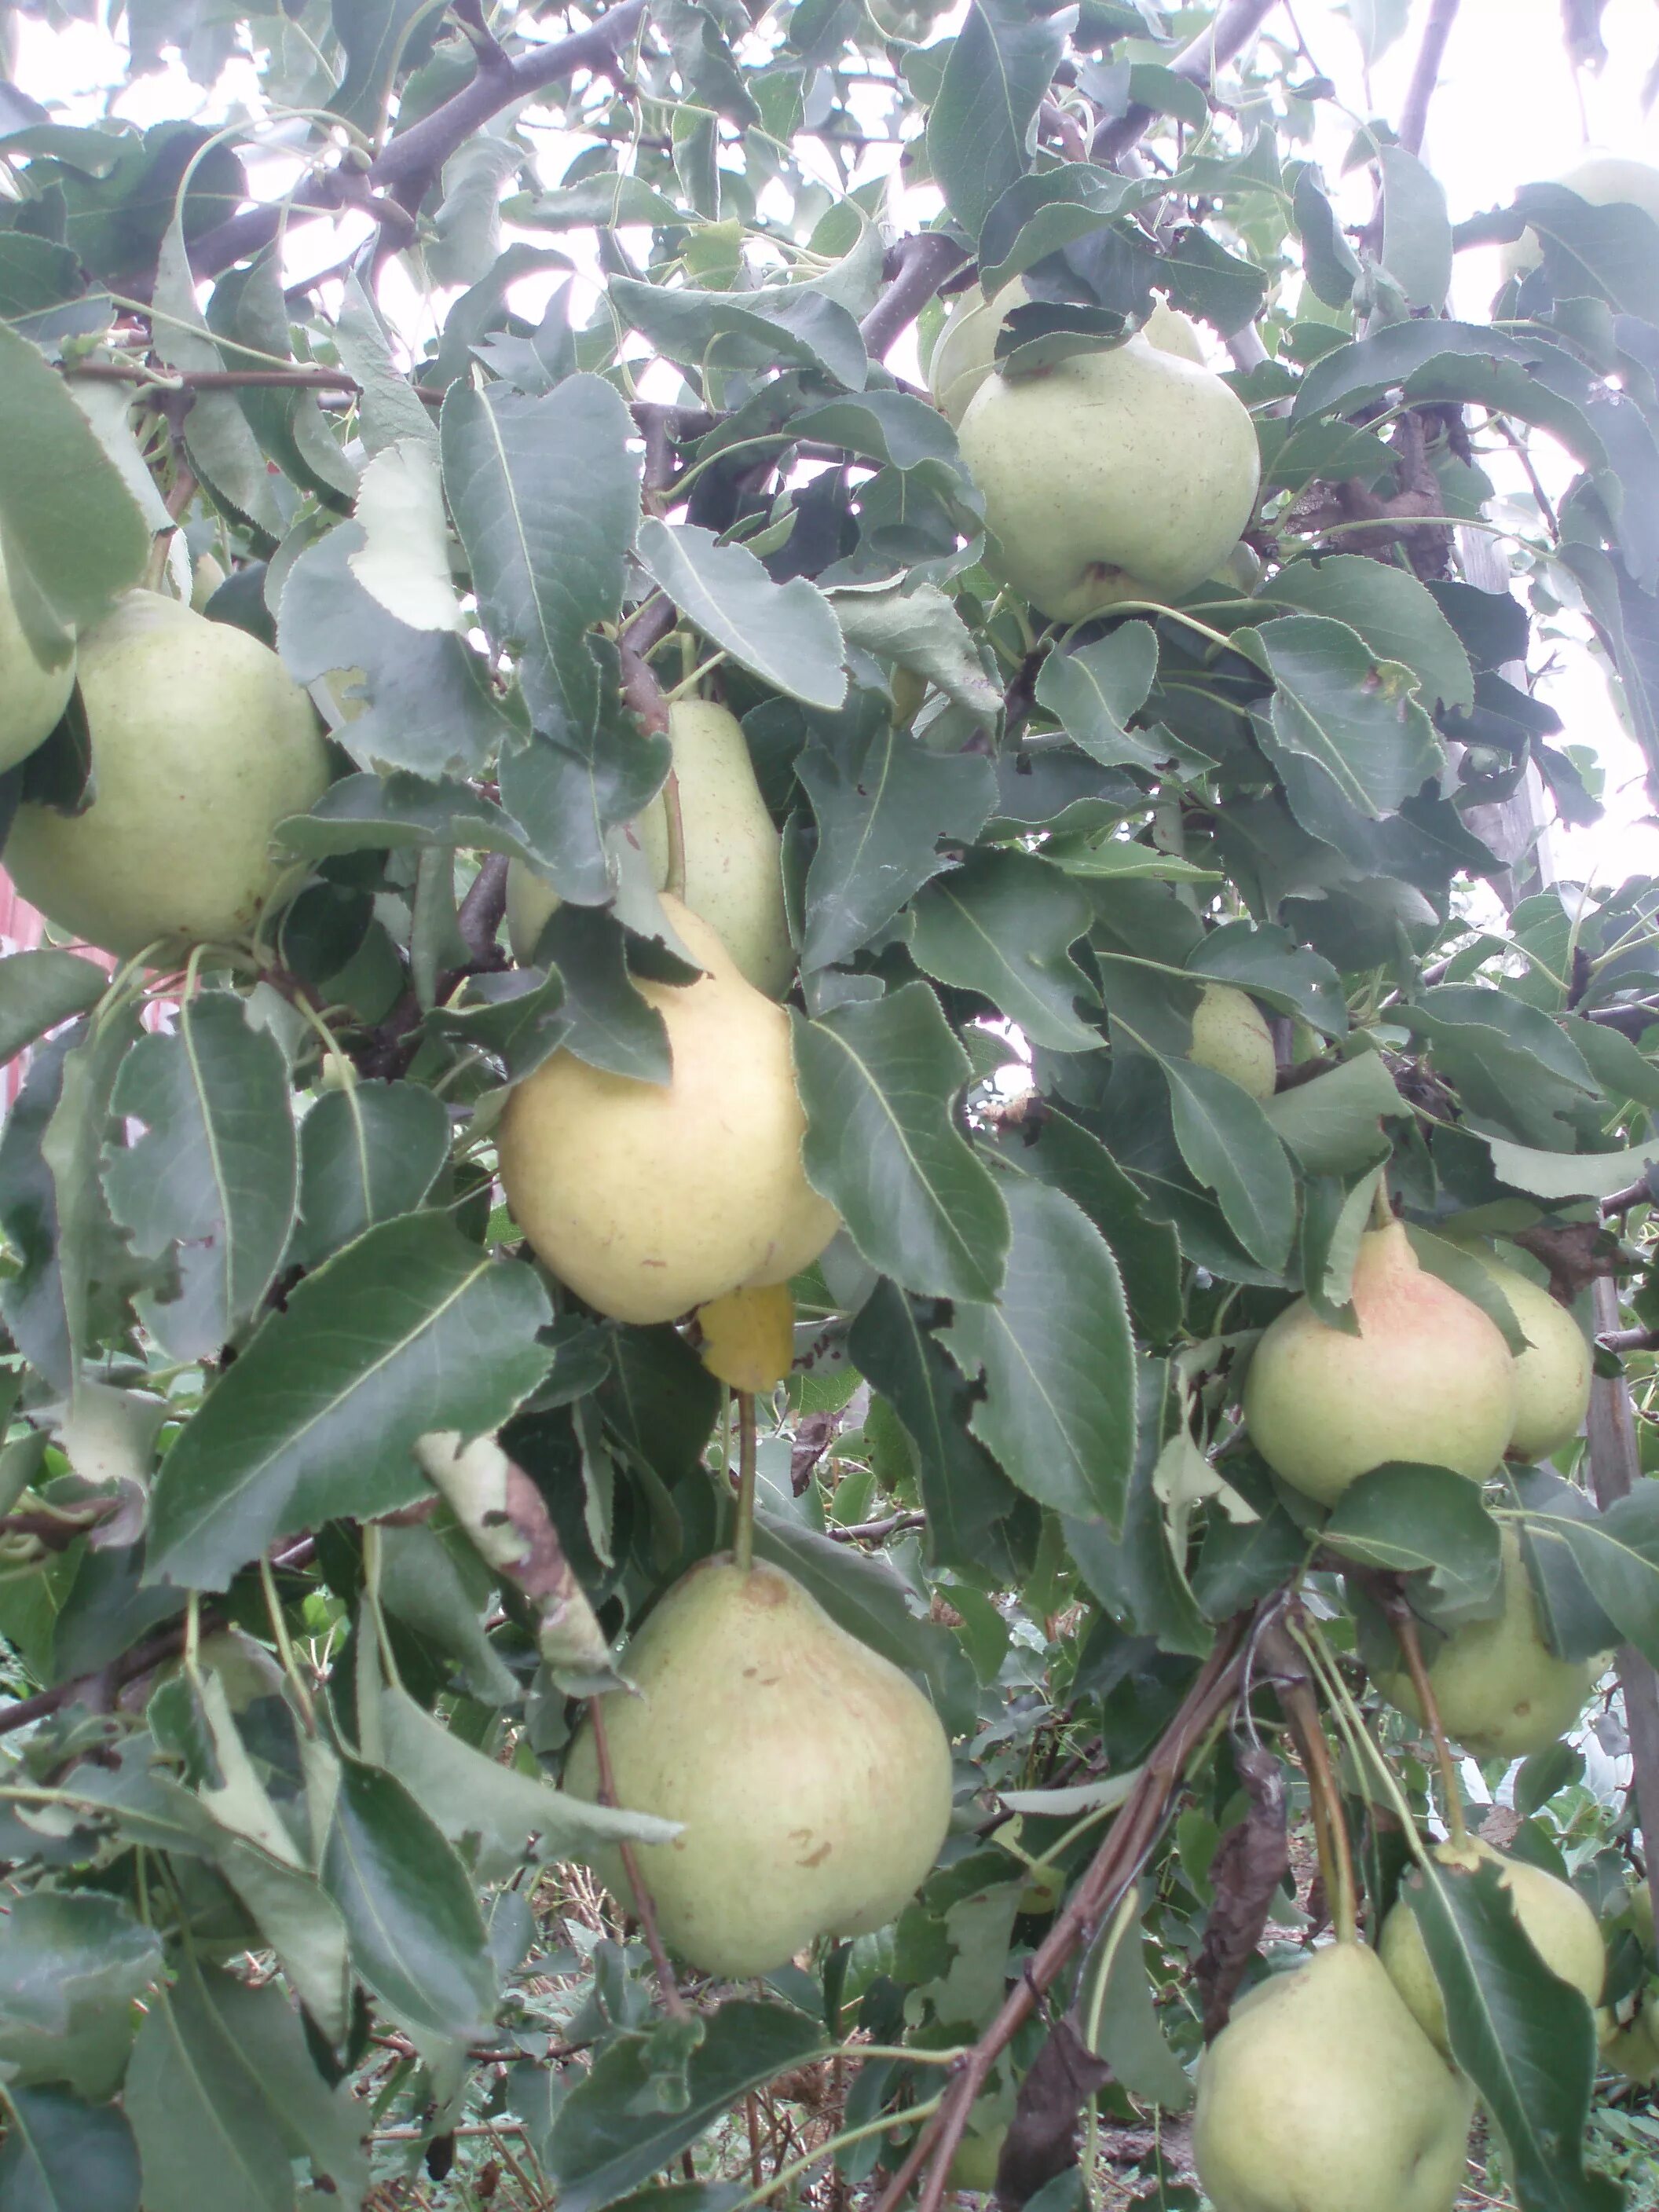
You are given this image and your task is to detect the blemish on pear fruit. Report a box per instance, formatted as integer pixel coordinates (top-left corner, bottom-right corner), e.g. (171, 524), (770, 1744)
(563, 1555), (952, 1978)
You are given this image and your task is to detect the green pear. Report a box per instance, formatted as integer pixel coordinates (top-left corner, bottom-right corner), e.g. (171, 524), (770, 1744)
(5, 591), (329, 960)
(1243, 1222), (1517, 1505)
(1188, 983), (1276, 1100)
(1602, 1989), (1659, 2084)
(956, 338), (1260, 624)
(563, 1555), (954, 1977)
(0, 540), (75, 775)
(189, 551), (227, 611)
(1457, 1243), (1591, 1461)
(506, 701), (792, 997)
(1381, 1837), (1604, 2055)
(1193, 1941), (1474, 2212)
(1379, 1525), (1601, 1760)
(928, 278), (1206, 427)
(497, 895), (838, 1324)
(946, 2114), (1008, 2194)
(1501, 153), (1659, 277)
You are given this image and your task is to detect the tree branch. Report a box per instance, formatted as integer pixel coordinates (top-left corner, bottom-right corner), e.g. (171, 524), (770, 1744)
(186, 0), (650, 279)
(1588, 1275), (1659, 1906)
(1397, 0), (1461, 156)
(1092, 0), (1280, 163)
(456, 851), (511, 961)
(859, 233), (969, 363)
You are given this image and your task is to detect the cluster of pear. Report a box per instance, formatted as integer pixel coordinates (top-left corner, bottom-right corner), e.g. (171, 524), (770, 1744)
(1244, 1221), (1599, 1755)
(563, 1555), (954, 1976)
(928, 282), (1261, 623)
(496, 700), (837, 1331)
(0, 579), (330, 959)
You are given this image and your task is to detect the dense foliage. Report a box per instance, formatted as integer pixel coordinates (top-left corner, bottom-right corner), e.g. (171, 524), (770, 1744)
(2, 2), (1659, 2209)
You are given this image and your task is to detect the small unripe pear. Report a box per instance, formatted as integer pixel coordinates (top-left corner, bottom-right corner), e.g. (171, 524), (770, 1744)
(189, 551), (227, 611)
(564, 1556), (953, 1977)
(1381, 1837), (1603, 2055)
(1243, 1223), (1518, 1505)
(1188, 983), (1276, 1100)
(0, 540), (75, 775)
(5, 592), (328, 958)
(1455, 1243), (1591, 1461)
(1379, 1525), (1601, 1760)
(957, 339), (1260, 624)
(1193, 1942), (1474, 2212)
(497, 897), (837, 1324)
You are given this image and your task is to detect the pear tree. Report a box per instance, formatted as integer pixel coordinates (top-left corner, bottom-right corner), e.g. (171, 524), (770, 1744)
(4, 4), (1659, 2212)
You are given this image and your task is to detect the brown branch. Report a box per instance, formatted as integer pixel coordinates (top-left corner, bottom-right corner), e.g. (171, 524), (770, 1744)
(588, 1696), (690, 2018)
(186, 0), (650, 279)
(859, 233), (970, 363)
(1588, 1276), (1659, 1917)
(871, 1613), (1254, 2212)
(456, 851), (511, 961)
(825, 1511), (926, 1544)
(1397, 0), (1461, 154)
(1093, 0), (1280, 162)
(1601, 1326), (1659, 1355)
(0, 1503), (121, 1551)
(64, 359), (448, 405)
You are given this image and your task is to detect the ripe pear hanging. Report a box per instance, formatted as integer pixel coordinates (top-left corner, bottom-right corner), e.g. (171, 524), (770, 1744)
(506, 699), (793, 997)
(1452, 1240), (1591, 1461)
(1242, 1221), (1517, 1504)
(1379, 1525), (1602, 1760)
(496, 896), (837, 1325)
(1188, 983), (1276, 1100)
(5, 591), (329, 959)
(1192, 1942), (1474, 2212)
(1381, 1837), (1603, 2055)
(563, 1556), (954, 1977)
(0, 540), (75, 774)
(928, 276), (1206, 426)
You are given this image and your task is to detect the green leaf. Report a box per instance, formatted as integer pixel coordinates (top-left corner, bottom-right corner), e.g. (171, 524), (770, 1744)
(124, 1958), (366, 2210)
(102, 992), (296, 1363)
(0, 1893), (161, 2101)
(1033, 624), (1164, 770)
(535, 903), (670, 1082)
(320, 1750), (496, 2041)
(0, 951), (106, 1070)
(548, 2001), (825, 2212)
(278, 523), (516, 781)
(1533, 1481), (1659, 1670)
(1262, 555), (1474, 715)
(1518, 181), (1659, 324)
(274, 770), (538, 863)
(292, 1080), (452, 1268)
(1262, 1051), (1404, 1177)
(1480, 1133), (1659, 1202)
(1247, 613), (1446, 824)
(1086, 1888), (1193, 2109)
(825, 578), (999, 718)
(1508, 1467), (1621, 1664)
(977, 164), (1157, 293)
(907, 849), (1098, 1051)
(939, 1178), (1136, 1529)
(846, 1279), (1019, 1570)
(608, 276), (867, 389)
(797, 707), (998, 971)
(146, 1214), (553, 1590)
(925, 0), (1073, 240)
(1160, 1057), (1295, 1272)
(635, 518), (845, 712)
(792, 985), (1009, 1302)
(1404, 1858), (1616, 2212)
(0, 320), (148, 653)
(0, 2086), (140, 2212)
(1292, 163), (1361, 307)
(1322, 1466), (1502, 1613)
(152, 217), (284, 540)
(1378, 144), (1452, 310)
(1064, 1360), (1209, 1657)
(1186, 921), (1348, 1034)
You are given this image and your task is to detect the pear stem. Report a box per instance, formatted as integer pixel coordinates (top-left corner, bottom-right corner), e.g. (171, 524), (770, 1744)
(1277, 1666), (1359, 1946)
(733, 1392), (758, 1573)
(661, 767), (688, 901)
(1371, 1174), (1393, 1231)
(1384, 1590), (1470, 1848)
(587, 1695), (690, 2018)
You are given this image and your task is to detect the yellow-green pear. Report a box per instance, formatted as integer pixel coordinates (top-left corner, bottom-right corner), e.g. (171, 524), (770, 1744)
(1457, 1243), (1591, 1461)
(1602, 1989), (1659, 2083)
(1189, 983), (1276, 1100)
(506, 701), (792, 997)
(1379, 1526), (1601, 1760)
(956, 338), (1260, 624)
(189, 551), (227, 611)
(0, 540), (75, 775)
(1243, 1222), (1517, 1505)
(698, 1282), (796, 1393)
(564, 1555), (954, 1977)
(497, 895), (838, 1325)
(1501, 154), (1659, 277)
(1193, 1941), (1474, 2212)
(5, 591), (328, 959)
(1381, 1837), (1604, 2056)
(928, 280), (1205, 427)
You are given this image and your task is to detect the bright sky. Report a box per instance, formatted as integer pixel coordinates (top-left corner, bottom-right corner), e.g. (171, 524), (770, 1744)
(11, 0), (1659, 894)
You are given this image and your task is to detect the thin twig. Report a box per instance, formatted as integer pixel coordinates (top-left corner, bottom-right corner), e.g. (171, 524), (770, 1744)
(1397, 0), (1461, 155)
(1379, 1586), (1467, 1847)
(825, 1511), (926, 1544)
(588, 1695), (690, 2019)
